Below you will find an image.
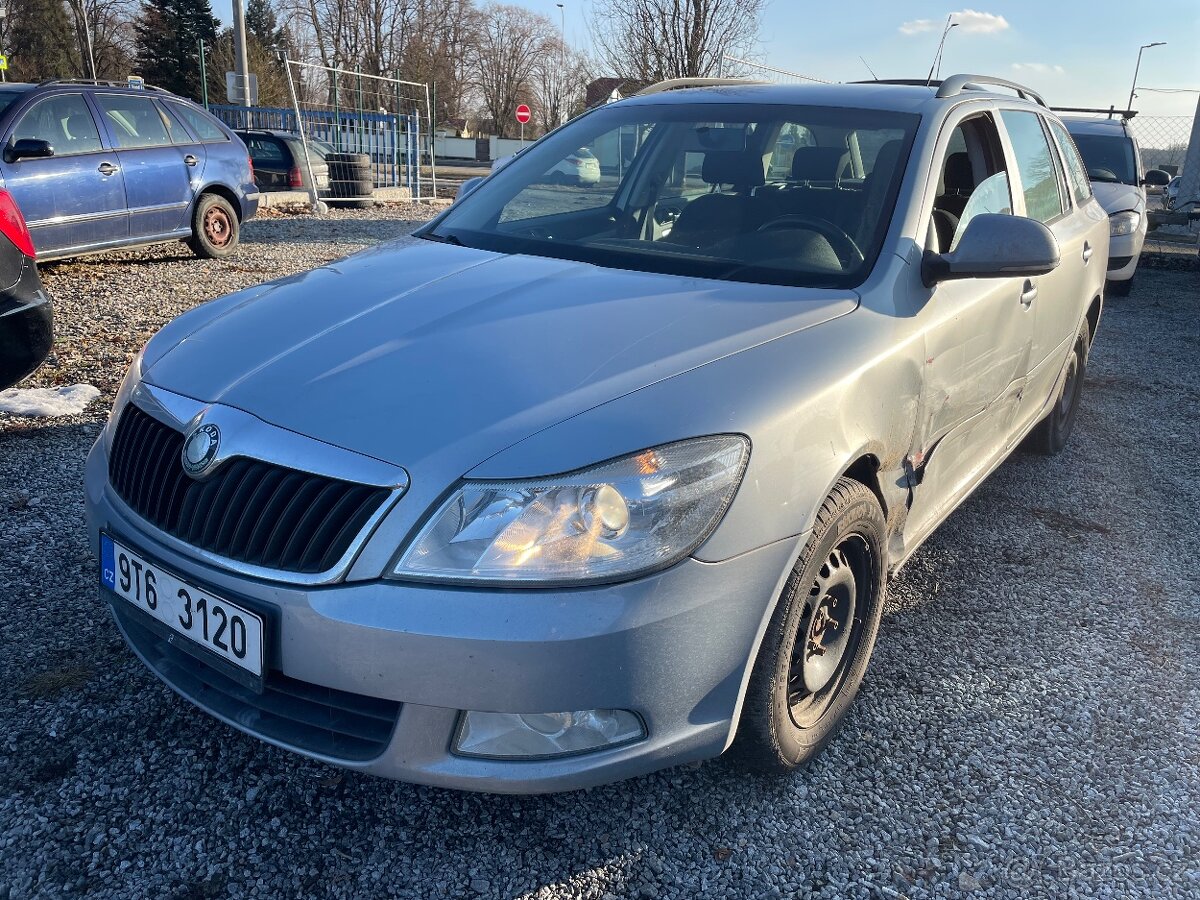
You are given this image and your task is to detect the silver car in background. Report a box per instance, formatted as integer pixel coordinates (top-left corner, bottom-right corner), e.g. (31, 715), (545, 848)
(85, 74), (1108, 793)
(1062, 114), (1171, 295)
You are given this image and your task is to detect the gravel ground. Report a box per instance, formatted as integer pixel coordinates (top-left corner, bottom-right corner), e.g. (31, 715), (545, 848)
(0, 210), (1197, 900)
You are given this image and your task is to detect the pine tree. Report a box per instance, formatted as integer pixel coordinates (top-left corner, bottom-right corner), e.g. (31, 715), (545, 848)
(135, 0), (218, 100)
(8, 0), (78, 82)
(244, 0), (282, 49)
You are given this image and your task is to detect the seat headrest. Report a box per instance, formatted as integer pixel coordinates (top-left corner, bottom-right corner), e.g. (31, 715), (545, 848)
(944, 152), (972, 193)
(701, 150), (765, 188)
(867, 140), (903, 182)
(65, 114), (93, 140)
(790, 147), (849, 183)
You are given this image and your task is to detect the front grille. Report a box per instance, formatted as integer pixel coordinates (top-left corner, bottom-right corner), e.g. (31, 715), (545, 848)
(114, 604), (400, 761)
(109, 404), (389, 574)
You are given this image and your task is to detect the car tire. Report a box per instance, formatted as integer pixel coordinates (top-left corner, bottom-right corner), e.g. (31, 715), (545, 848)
(1025, 328), (1088, 456)
(730, 477), (886, 774)
(186, 193), (239, 259)
(1107, 276), (1134, 297)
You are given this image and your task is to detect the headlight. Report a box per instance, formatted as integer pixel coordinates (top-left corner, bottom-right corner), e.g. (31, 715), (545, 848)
(1109, 211), (1140, 236)
(392, 435), (750, 584)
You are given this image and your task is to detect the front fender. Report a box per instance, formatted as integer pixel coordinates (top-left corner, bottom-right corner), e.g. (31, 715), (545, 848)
(470, 289), (924, 563)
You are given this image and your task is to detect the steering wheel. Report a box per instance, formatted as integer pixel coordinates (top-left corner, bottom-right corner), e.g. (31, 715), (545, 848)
(1087, 166), (1119, 182)
(756, 215), (864, 267)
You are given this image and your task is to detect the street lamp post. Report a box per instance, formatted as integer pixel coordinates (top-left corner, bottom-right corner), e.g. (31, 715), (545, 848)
(556, 2), (566, 126)
(1126, 41), (1166, 112)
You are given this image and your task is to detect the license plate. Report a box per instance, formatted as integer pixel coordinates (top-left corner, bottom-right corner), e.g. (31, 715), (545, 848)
(100, 534), (264, 678)
(316, 174), (330, 188)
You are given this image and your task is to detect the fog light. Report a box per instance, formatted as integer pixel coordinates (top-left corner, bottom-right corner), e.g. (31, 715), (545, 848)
(453, 709), (645, 759)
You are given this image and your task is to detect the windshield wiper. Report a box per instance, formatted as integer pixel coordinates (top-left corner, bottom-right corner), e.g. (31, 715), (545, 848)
(423, 231), (463, 246)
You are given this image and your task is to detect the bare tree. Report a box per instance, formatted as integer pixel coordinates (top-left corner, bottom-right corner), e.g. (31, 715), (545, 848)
(470, 3), (555, 138)
(590, 0), (765, 81)
(532, 40), (590, 133)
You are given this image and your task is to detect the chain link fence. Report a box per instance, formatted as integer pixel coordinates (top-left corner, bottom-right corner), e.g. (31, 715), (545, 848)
(210, 62), (435, 208)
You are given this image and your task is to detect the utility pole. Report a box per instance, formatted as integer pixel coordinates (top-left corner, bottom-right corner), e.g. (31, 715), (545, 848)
(1126, 42), (1166, 113)
(231, 0), (251, 109)
(198, 39), (208, 108)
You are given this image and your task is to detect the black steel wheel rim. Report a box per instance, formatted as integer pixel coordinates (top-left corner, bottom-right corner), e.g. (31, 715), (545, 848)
(787, 534), (872, 729)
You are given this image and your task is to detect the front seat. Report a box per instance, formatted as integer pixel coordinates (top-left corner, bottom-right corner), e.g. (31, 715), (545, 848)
(931, 152), (974, 251)
(789, 147), (850, 185)
(665, 150), (765, 247)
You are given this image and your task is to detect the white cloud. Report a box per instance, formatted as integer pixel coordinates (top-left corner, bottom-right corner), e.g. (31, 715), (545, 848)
(1012, 62), (1066, 75)
(900, 17), (939, 35)
(900, 9), (1011, 36)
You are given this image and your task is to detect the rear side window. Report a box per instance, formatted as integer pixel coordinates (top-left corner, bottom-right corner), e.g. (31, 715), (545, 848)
(11, 94), (102, 156)
(1001, 110), (1065, 223)
(166, 102), (228, 142)
(1046, 119), (1092, 205)
(246, 137), (289, 164)
(97, 94), (171, 149)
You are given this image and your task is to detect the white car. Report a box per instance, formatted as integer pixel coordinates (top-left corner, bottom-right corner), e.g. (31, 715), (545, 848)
(545, 147), (601, 185)
(1062, 116), (1169, 296)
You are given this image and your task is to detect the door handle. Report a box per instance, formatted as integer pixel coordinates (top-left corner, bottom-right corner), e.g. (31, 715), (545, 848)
(1020, 279), (1037, 308)
(183, 154), (198, 167)
(1082, 241), (1093, 263)
(97, 162), (119, 176)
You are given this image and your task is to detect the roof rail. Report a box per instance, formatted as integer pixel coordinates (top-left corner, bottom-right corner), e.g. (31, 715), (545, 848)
(635, 77), (766, 97)
(935, 74), (1046, 107)
(38, 78), (167, 93)
(1051, 105), (1137, 120)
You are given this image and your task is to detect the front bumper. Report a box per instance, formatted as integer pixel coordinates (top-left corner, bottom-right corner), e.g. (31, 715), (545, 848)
(0, 261), (52, 390)
(1105, 225), (1144, 281)
(84, 434), (795, 793)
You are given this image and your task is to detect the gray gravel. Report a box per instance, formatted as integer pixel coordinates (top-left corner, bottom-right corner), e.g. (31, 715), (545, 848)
(1, 212), (1197, 899)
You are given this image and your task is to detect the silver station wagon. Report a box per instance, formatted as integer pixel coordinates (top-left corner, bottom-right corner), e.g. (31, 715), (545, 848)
(85, 74), (1109, 793)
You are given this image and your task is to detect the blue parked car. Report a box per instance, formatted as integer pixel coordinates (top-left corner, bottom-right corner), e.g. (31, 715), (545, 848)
(0, 79), (258, 261)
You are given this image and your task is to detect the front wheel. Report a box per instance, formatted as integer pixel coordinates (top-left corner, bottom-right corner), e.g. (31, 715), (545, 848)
(730, 477), (886, 773)
(1024, 328), (1088, 456)
(187, 193), (240, 259)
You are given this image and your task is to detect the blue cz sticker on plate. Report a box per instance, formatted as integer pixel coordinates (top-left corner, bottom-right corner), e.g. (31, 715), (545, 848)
(100, 534), (116, 590)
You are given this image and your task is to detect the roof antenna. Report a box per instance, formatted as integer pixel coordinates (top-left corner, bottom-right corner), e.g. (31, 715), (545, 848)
(926, 16), (959, 85)
(859, 56), (878, 80)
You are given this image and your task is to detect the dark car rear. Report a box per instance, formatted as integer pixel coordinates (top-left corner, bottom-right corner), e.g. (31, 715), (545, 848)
(236, 130), (331, 195)
(0, 188), (51, 390)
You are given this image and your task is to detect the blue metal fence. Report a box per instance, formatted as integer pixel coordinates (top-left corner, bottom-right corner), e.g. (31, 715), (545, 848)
(210, 104), (420, 192)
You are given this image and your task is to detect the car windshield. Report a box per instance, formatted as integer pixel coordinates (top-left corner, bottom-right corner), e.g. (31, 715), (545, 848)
(425, 102), (918, 289)
(0, 88), (31, 118)
(1069, 132), (1137, 185)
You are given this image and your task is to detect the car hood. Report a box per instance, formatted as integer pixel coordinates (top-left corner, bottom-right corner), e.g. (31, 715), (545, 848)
(143, 238), (857, 472)
(1090, 181), (1144, 214)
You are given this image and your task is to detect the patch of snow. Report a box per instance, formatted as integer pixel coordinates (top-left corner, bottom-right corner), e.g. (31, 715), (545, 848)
(0, 384), (101, 417)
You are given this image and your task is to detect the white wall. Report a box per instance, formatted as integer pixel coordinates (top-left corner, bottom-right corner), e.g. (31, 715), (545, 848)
(435, 136), (478, 159)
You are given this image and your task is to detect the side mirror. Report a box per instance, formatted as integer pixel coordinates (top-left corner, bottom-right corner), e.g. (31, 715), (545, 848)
(6, 138), (54, 163)
(923, 214), (1060, 287)
(1143, 169), (1171, 187)
(454, 176), (484, 203)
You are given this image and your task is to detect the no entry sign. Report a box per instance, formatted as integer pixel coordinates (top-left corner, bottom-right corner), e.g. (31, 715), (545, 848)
(515, 104), (531, 124)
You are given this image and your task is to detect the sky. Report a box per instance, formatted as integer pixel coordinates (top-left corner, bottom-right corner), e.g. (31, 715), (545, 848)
(212, 0), (1200, 117)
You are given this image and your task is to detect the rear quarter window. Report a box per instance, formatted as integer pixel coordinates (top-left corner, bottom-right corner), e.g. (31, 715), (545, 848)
(166, 102), (229, 143)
